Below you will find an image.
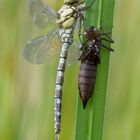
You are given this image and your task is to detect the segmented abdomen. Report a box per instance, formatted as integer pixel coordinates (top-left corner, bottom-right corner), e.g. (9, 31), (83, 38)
(78, 52), (99, 108)
(54, 28), (74, 135)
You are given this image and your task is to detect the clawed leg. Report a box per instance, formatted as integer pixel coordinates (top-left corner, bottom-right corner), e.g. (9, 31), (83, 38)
(100, 27), (114, 43)
(78, 13), (85, 46)
(79, 40), (88, 51)
(101, 44), (114, 52)
(79, 47), (91, 61)
(101, 34), (114, 43)
(79, 0), (95, 11)
(77, 0), (85, 5)
(101, 37), (114, 43)
(100, 28), (114, 52)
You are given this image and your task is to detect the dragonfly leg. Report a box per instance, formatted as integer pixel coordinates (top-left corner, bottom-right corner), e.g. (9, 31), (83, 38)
(101, 44), (114, 52)
(78, 13), (85, 46)
(79, 0), (95, 11)
(101, 33), (114, 43)
(78, 0), (85, 5)
(94, 45), (100, 55)
(79, 47), (91, 61)
(100, 27), (114, 42)
(101, 37), (114, 43)
(79, 40), (88, 51)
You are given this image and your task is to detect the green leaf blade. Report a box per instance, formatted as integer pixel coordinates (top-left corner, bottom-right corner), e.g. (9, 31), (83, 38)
(75, 0), (115, 140)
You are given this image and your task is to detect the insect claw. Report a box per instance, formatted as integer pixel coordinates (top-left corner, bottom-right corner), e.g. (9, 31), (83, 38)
(101, 44), (114, 52)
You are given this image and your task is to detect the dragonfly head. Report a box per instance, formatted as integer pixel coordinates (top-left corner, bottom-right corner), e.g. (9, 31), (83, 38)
(84, 26), (100, 40)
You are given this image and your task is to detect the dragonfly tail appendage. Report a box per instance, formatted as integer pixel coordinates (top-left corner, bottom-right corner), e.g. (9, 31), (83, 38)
(55, 133), (60, 140)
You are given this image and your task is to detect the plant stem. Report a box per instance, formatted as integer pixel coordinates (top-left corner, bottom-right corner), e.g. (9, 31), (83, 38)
(75, 0), (115, 140)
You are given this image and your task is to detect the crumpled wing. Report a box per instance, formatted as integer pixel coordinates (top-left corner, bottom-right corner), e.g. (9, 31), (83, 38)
(23, 28), (61, 64)
(29, 0), (58, 28)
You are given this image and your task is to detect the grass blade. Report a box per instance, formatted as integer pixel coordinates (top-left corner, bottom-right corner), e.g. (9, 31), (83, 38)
(75, 0), (115, 140)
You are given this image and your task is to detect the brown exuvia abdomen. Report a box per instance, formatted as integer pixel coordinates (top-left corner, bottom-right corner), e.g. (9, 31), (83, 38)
(78, 53), (99, 109)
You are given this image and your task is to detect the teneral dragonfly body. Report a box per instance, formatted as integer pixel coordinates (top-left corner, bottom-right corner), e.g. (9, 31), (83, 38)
(54, 28), (74, 137)
(78, 26), (114, 108)
(24, 0), (95, 139)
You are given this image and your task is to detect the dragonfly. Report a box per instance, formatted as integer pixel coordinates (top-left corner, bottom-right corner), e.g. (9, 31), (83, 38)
(23, 0), (95, 139)
(78, 26), (114, 108)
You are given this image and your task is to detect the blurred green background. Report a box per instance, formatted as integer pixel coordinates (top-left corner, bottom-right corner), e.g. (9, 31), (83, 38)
(0, 0), (140, 140)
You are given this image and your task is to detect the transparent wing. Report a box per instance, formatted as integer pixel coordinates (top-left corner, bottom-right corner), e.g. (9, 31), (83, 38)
(66, 19), (83, 66)
(23, 28), (61, 64)
(29, 0), (58, 28)
(67, 40), (81, 66)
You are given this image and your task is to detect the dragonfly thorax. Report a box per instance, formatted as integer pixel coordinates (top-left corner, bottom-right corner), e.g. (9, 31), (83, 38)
(57, 5), (78, 29)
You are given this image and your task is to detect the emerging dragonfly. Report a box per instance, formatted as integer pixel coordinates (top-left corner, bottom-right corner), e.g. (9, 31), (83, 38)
(24, 0), (95, 139)
(78, 26), (114, 108)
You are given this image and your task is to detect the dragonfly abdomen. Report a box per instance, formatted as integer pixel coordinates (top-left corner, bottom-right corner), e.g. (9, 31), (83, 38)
(54, 44), (68, 135)
(78, 54), (98, 109)
(54, 28), (74, 135)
